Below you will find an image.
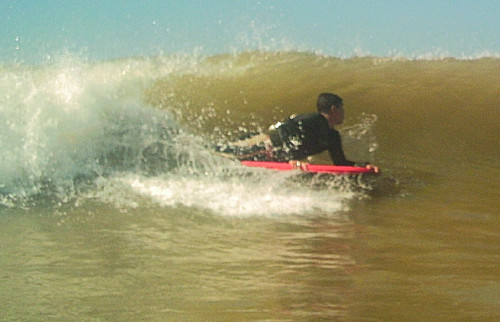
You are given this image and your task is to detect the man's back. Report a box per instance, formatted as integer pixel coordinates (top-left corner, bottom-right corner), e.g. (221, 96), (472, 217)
(270, 113), (352, 165)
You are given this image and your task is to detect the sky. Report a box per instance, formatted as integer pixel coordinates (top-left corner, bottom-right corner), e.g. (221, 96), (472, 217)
(2, 0), (500, 64)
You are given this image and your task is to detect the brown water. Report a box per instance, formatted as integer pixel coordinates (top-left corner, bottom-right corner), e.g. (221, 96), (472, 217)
(1, 52), (499, 320)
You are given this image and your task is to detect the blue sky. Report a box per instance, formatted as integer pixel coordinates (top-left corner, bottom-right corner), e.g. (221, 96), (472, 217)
(2, 0), (500, 64)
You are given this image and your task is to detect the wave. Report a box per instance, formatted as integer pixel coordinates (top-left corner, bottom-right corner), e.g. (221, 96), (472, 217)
(2, 50), (499, 213)
(147, 51), (500, 164)
(0, 53), (366, 215)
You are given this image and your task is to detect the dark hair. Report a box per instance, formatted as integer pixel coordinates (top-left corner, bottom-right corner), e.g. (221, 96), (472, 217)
(316, 93), (343, 113)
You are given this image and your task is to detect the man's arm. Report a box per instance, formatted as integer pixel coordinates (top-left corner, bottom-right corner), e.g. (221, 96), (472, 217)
(327, 131), (355, 166)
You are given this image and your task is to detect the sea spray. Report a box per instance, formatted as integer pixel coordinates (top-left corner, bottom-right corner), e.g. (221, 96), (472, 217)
(0, 56), (186, 204)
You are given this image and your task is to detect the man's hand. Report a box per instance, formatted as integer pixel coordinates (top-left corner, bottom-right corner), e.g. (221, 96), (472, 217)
(365, 164), (380, 173)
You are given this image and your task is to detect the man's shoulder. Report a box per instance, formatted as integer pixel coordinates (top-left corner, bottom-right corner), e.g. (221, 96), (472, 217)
(289, 112), (324, 123)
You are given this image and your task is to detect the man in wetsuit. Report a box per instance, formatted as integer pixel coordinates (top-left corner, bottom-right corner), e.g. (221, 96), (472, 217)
(218, 93), (379, 173)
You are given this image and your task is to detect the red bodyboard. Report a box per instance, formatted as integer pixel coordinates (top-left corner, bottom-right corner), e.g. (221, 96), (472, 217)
(240, 161), (376, 175)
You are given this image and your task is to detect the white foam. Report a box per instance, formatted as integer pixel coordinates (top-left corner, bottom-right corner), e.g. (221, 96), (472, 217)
(88, 170), (355, 217)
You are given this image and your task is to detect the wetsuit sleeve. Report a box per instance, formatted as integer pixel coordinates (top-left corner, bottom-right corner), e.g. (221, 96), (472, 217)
(328, 131), (355, 166)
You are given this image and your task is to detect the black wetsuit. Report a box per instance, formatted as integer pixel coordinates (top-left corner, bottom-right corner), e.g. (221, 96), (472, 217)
(217, 113), (357, 165)
(269, 113), (355, 166)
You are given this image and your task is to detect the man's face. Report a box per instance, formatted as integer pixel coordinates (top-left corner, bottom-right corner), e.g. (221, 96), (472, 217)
(328, 104), (344, 127)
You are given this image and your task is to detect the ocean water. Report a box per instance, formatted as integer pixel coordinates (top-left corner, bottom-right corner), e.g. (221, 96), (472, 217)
(1, 51), (500, 321)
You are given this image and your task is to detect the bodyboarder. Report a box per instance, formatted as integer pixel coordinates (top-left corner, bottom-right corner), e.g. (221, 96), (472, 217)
(216, 93), (379, 173)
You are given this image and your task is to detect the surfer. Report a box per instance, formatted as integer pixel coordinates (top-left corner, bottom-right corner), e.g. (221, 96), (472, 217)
(216, 93), (379, 173)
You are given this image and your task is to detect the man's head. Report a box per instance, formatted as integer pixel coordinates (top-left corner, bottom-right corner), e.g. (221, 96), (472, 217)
(317, 93), (343, 113)
(317, 93), (344, 126)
